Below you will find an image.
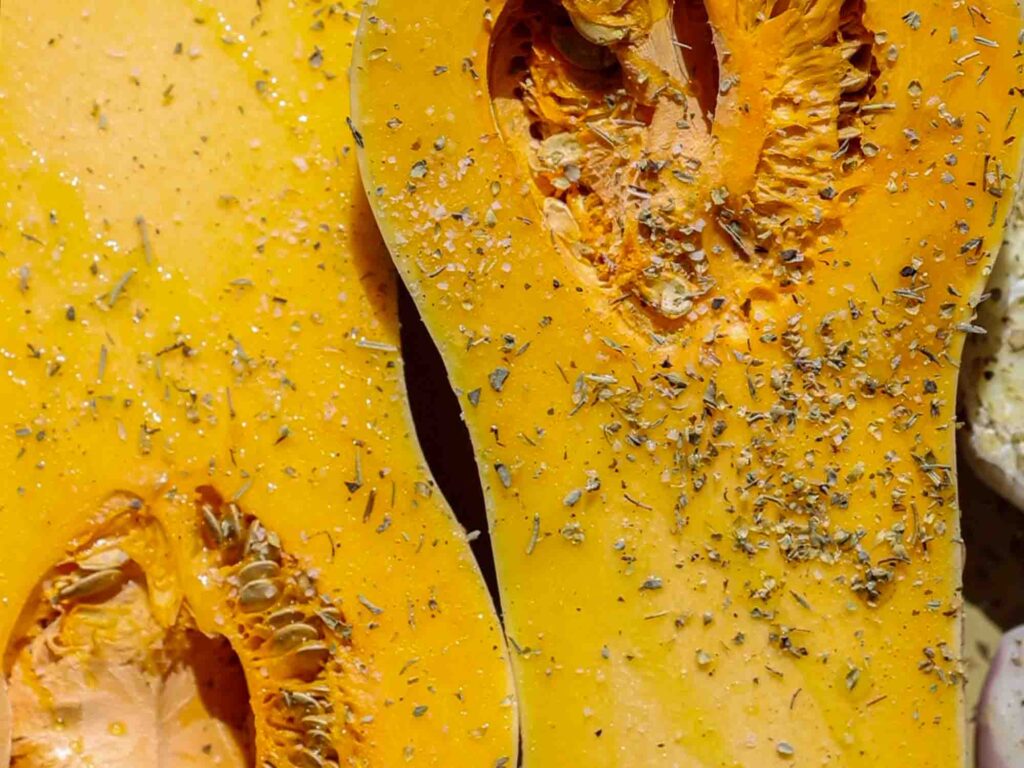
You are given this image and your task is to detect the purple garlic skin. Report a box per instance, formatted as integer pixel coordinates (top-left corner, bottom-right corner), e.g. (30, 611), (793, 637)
(977, 625), (1024, 768)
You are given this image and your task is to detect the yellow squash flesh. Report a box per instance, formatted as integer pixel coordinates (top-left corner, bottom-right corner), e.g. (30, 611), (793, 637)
(0, 1), (516, 766)
(352, 0), (1023, 765)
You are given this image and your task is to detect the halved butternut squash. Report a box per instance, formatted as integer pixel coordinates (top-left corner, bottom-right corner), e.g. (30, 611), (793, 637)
(352, 1), (1023, 765)
(0, 1), (516, 766)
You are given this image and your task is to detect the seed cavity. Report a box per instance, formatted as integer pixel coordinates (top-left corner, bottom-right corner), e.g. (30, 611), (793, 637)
(490, 0), (883, 326)
(4, 488), (359, 768)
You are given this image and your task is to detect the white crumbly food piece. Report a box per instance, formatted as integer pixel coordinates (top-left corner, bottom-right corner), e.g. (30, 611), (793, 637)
(962, 197), (1024, 510)
(976, 625), (1024, 768)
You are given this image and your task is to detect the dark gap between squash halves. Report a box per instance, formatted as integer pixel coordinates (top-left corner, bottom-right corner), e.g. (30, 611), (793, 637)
(398, 282), (501, 612)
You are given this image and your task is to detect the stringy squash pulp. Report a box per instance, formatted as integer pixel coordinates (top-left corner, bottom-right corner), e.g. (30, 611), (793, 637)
(0, 1), (516, 766)
(352, 0), (1024, 766)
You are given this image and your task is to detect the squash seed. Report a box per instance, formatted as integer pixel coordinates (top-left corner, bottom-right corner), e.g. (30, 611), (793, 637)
(551, 25), (616, 71)
(305, 728), (333, 753)
(282, 690), (325, 713)
(288, 642), (331, 678)
(200, 503), (223, 546)
(272, 623), (321, 653)
(567, 13), (627, 46)
(238, 560), (281, 585)
(56, 568), (126, 603)
(221, 502), (242, 543)
(291, 747), (326, 768)
(238, 578), (280, 612)
(267, 607), (307, 628)
(301, 715), (332, 731)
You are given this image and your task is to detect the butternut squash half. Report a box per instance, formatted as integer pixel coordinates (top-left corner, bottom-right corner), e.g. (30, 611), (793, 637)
(0, 2), (516, 766)
(352, 1), (1023, 765)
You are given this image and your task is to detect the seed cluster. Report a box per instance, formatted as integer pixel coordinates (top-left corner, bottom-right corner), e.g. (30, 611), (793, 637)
(197, 487), (357, 768)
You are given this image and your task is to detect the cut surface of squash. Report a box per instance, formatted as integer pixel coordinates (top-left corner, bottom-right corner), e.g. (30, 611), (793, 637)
(0, 1), (516, 766)
(352, 0), (1024, 765)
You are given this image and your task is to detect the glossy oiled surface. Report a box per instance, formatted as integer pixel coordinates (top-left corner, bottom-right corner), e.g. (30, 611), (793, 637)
(353, 0), (1023, 765)
(0, 1), (515, 765)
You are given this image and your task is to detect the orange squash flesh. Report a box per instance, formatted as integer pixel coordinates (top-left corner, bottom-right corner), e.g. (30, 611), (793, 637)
(0, 1), (516, 766)
(352, 1), (1024, 765)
